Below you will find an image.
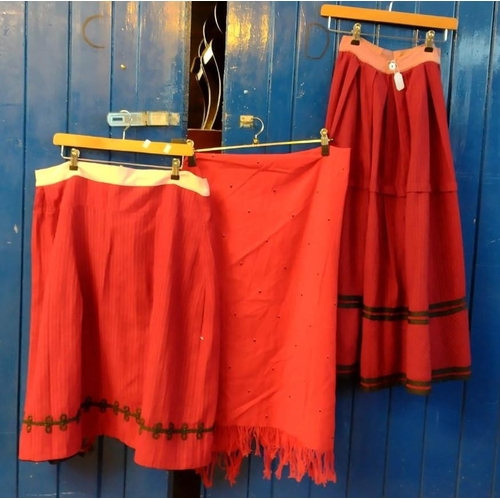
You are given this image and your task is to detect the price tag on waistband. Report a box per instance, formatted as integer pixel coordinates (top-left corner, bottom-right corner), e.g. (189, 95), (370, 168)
(394, 71), (405, 91)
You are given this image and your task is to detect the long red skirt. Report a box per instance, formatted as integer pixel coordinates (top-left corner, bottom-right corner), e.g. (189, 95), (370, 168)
(19, 161), (220, 470)
(325, 36), (471, 394)
(192, 146), (350, 485)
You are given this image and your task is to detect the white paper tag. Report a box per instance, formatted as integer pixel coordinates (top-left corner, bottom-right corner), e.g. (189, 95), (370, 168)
(394, 71), (405, 91)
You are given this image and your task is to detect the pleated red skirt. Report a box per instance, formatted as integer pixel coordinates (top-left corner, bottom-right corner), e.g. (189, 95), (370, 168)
(325, 36), (471, 394)
(191, 146), (350, 486)
(19, 161), (220, 470)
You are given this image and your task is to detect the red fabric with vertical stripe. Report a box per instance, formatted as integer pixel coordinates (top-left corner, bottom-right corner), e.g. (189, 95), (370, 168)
(325, 36), (471, 393)
(19, 164), (219, 470)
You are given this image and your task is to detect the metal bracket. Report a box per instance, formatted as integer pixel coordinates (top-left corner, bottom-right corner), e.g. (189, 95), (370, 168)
(107, 110), (181, 128)
(239, 115), (255, 128)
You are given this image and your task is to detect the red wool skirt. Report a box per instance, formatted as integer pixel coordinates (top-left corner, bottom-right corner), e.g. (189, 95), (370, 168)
(325, 36), (471, 394)
(19, 161), (219, 470)
(192, 146), (350, 486)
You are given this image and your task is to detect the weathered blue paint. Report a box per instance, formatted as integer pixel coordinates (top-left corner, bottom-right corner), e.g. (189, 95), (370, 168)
(457, 2), (500, 497)
(213, 1), (500, 498)
(18, 3), (70, 497)
(0, 0), (499, 497)
(0, 1), (189, 497)
(56, 4), (112, 496)
(0, 2), (25, 498)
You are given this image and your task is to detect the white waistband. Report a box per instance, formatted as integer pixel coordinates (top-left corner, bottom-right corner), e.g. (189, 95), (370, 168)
(35, 161), (210, 197)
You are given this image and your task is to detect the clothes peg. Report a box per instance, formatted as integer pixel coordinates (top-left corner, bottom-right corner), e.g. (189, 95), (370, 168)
(69, 148), (80, 170)
(424, 30), (435, 52)
(320, 129), (330, 156)
(351, 23), (362, 45)
(171, 158), (181, 180)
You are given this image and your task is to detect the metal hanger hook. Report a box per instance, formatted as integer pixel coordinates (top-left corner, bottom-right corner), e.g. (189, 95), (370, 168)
(252, 116), (265, 145)
(120, 109), (132, 139)
(388, 1), (394, 12)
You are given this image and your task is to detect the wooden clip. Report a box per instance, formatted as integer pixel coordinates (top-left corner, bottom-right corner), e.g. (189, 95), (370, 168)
(424, 30), (435, 52)
(351, 23), (362, 45)
(69, 148), (80, 170)
(171, 158), (181, 180)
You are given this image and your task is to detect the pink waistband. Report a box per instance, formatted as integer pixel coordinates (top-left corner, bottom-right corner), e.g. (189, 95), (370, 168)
(339, 35), (441, 73)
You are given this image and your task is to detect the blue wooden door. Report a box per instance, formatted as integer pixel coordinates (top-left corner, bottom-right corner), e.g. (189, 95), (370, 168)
(205, 1), (500, 497)
(2, 0), (500, 498)
(0, 1), (190, 497)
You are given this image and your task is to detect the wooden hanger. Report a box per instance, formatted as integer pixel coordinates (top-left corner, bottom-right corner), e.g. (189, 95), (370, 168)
(320, 5), (458, 31)
(53, 133), (195, 173)
(321, 3), (458, 46)
(53, 133), (195, 157)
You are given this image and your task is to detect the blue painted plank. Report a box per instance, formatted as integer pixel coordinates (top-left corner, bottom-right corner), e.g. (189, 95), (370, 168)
(58, 456), (100, 498)
(248, 455), (272, 498)
(108, 0), (140, 167)
(100, 438), (126, 498)
(384, 388), (426, 498)
(457, 270), (500, 498)
(57, 2), (112, 495)
(448, 0), (495, 294)
(123, 449), (168, 498)
(487, 10), (500, 497)
(347, 391), (390, 497)
(136, 1), (190, 141)
(67, 0), (112, 134)
(0, 2), (25, 497)
(419, 2), (494, 498)
(290, 1), (335, 145)
(133, 1), (190, 168)
(222, 1), (273, 148)
(263, 1), (298, 152)
(18, 3), (71, 495)
(417, 0), (456, 102)
(457, 2), (500, 494)
(420, 384), (463, 497)
(271, 465), (310, 498)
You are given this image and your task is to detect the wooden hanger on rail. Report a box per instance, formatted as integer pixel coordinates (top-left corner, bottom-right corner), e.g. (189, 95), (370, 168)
(53, 133), (195, 179)
(54, 115), (332, 177)
(321, 2), (458, 47)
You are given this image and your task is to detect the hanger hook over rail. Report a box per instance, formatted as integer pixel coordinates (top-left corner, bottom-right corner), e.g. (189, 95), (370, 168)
(252, 116), (265, 145)
(120, 109), (133, 140)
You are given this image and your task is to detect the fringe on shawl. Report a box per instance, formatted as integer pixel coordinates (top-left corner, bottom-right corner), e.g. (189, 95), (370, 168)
(197, 426), (336, 488)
